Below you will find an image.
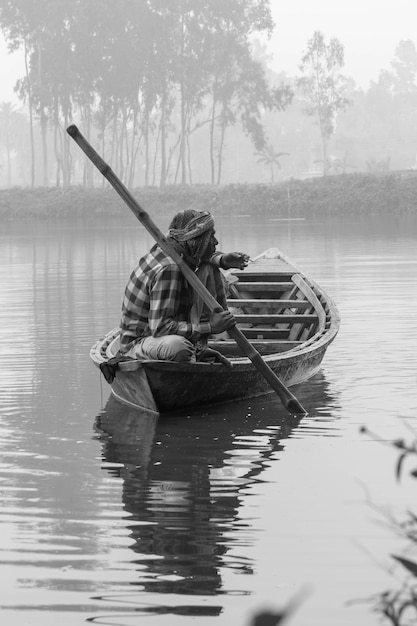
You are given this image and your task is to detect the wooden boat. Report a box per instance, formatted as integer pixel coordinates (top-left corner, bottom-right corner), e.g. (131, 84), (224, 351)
(90, 248), (340, 414)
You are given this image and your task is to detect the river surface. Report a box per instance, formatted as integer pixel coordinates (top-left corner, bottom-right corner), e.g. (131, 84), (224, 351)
(1, 212), (417, 626)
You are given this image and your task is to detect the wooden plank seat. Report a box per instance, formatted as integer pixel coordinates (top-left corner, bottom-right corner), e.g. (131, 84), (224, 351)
(233, 271), (295, 282)
(209, 339), (303, 357)
(234, 281), (294, 292)
(227, 298), (311, 309)
(234, 313), (318, 325)
(242, 328), (291, 339)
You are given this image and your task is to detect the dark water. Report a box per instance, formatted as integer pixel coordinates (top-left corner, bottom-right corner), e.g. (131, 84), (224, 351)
(1, 213), (417, 625)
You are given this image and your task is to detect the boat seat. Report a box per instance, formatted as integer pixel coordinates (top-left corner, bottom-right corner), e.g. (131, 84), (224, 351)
(242, 328), (290, 339)
(209, 339), (303, 357)
(233, 271), (295, 282)
(234, 313), (318, 325)
(227, 298), (312, 310)
(235, 281), (294, 292)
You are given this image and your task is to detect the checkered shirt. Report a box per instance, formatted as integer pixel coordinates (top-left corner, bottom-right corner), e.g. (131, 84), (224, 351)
(119, 245), (225, 354)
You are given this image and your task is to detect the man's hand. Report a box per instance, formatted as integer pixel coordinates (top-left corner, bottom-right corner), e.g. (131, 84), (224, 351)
(209, 309), (235, 334)
(197, 347), (232, 367)
(221, 251), (250, 270)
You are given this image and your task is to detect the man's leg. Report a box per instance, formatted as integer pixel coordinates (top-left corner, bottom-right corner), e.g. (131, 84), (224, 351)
(126, 335), (195, 362)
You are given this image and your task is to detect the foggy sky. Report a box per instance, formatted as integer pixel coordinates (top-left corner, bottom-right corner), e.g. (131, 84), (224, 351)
(0, 0), (416, 102)
(267, 0), (417, 88)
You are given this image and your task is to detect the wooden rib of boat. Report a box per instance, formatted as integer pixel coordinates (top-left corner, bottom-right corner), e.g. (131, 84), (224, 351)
(90, 247), (340, 414)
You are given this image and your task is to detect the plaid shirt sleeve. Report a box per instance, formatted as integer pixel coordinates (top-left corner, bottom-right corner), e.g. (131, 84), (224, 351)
(149, 264), (211, 341)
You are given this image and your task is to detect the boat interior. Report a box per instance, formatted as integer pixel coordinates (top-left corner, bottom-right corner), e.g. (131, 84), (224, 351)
(209, 253), (332, 358)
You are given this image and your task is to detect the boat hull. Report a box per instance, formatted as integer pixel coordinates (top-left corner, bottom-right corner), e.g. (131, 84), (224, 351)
(109, 343), (328, 413)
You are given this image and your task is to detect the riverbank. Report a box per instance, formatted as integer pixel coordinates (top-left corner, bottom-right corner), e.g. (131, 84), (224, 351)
(1, 171), (417, 219)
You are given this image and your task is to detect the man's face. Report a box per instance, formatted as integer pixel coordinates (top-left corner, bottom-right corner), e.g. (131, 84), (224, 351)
(202, 230), (218, 259)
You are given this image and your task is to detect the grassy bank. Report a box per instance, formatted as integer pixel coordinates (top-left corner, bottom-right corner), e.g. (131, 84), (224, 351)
(1, 171), (417, 219)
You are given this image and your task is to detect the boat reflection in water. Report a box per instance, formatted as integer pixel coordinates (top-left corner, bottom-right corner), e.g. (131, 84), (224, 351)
(94, 373), (339, 617)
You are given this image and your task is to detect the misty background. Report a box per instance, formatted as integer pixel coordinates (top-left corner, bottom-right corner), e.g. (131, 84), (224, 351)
(0, 0), (416, 189)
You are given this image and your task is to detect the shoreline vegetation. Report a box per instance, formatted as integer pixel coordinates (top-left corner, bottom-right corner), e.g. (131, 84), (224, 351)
(1, 171), (417, 220)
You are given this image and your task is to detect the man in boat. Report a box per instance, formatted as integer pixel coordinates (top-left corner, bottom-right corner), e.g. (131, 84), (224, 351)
(118, 209), (249, 363)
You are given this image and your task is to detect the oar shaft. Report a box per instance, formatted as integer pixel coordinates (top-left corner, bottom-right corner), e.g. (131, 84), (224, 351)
(66, 124), (307, 415)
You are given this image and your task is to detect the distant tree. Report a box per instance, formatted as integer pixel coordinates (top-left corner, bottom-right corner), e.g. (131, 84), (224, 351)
(150, 0), (292, 186)
(23, 36), (35, 187)
(0, 101), (18, 185)
(297, 31), (350, 175)
(389, 39), (417, 96)
(337, 41), (417, 171)
(0, 0), (69, 185)
(255, 143), (289, 182)
(0, 0), (40, 185)
(377, 40), (417, 168)
(203, 1), (292, 184)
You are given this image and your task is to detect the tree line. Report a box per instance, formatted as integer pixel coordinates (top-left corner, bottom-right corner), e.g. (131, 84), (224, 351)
(0, 1), (416, 189)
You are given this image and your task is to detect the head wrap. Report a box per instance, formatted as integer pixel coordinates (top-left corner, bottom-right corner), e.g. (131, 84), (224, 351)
(167, 210), (215, 268)
(168, 210), (214, 242)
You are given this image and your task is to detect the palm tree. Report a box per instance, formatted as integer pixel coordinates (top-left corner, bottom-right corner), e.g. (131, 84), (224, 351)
(255, 143), (289, 183)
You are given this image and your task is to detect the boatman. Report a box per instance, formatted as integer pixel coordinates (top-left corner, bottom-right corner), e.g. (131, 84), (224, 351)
(118, 209), (250, 363)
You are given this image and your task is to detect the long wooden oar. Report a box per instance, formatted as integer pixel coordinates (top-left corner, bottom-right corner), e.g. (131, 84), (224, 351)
(66, 124), (307, 415)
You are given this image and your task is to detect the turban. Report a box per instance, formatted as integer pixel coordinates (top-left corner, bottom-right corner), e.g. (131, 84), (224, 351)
(168, 210), (214, 242)
(167, 210), (215, 269)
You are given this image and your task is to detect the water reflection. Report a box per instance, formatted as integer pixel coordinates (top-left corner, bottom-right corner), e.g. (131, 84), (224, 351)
(93, 372), (338, 615)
